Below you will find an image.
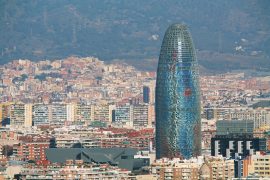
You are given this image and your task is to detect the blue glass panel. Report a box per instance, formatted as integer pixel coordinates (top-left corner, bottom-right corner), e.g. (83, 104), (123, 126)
(156, 24), (201, 159)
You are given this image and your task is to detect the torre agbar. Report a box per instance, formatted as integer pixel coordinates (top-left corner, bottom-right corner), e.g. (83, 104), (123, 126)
(155, 24), (201, 159)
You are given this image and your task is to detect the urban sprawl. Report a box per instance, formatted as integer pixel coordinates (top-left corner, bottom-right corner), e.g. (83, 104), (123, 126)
(0, 57), (270, 179)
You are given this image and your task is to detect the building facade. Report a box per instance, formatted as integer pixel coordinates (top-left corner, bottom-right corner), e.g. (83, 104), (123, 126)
(211, 135), (266, 159)
(93, 105), (112, 123)
(133, 105), (149, 128)
(156, 24), (201, 159)
(75, 103), (92, 123)
(229, 108), (270, 129)
(242, 152), (270, 178)
(13, 135), (52, 162)
(32, 104), (49, 126)
(50, 104), (67, 125)
(10, 103), (32, 127)
(216, 120), (254, 135)
(115, 105), (132, 126)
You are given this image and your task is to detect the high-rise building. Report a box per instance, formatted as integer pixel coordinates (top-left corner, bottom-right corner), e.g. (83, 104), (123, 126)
(148, 105), (155, 127)
(10, 103), (25, 126)
(0, 103), (8, 127)
(93, 104), (113, 123)
(156, 24), (201, 159)
(32, 104), (49, 126)
(24, 104), (33, 127)
(143, 86), (150, 103)
(66, 103), (76, 122)
(133, 105), (149, 128)
(143, 80), (156, 104)
(50, 103), (67, 125)
(74, 103), (92, 124)
(115, 105), (133, 126)
(10, 103), (32, 127)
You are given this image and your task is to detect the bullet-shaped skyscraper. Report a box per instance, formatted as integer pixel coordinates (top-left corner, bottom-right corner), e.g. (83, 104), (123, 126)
(156, 24), (201, 159)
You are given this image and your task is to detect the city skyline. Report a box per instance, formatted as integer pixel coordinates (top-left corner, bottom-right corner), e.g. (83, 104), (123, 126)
(1, 49), (270, 179)
(0, 1), (270, 179)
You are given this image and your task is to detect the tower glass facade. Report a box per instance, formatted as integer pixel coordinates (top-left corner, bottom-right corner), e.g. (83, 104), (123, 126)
(156, 24), (201, 159)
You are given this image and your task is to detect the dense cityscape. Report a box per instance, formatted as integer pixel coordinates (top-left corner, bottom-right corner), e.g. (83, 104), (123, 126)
(0, 54), (270, 179)
(0, 2), (270, 180)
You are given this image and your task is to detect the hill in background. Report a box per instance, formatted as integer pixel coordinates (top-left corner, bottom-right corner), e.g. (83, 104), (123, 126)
(0, 0), (269, 72)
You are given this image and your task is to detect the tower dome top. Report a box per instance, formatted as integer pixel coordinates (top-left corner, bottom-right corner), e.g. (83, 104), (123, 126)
(168, 23), (187, 30)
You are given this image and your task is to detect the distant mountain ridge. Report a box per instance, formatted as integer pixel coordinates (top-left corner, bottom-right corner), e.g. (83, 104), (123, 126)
(0, 0), (269, 72)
